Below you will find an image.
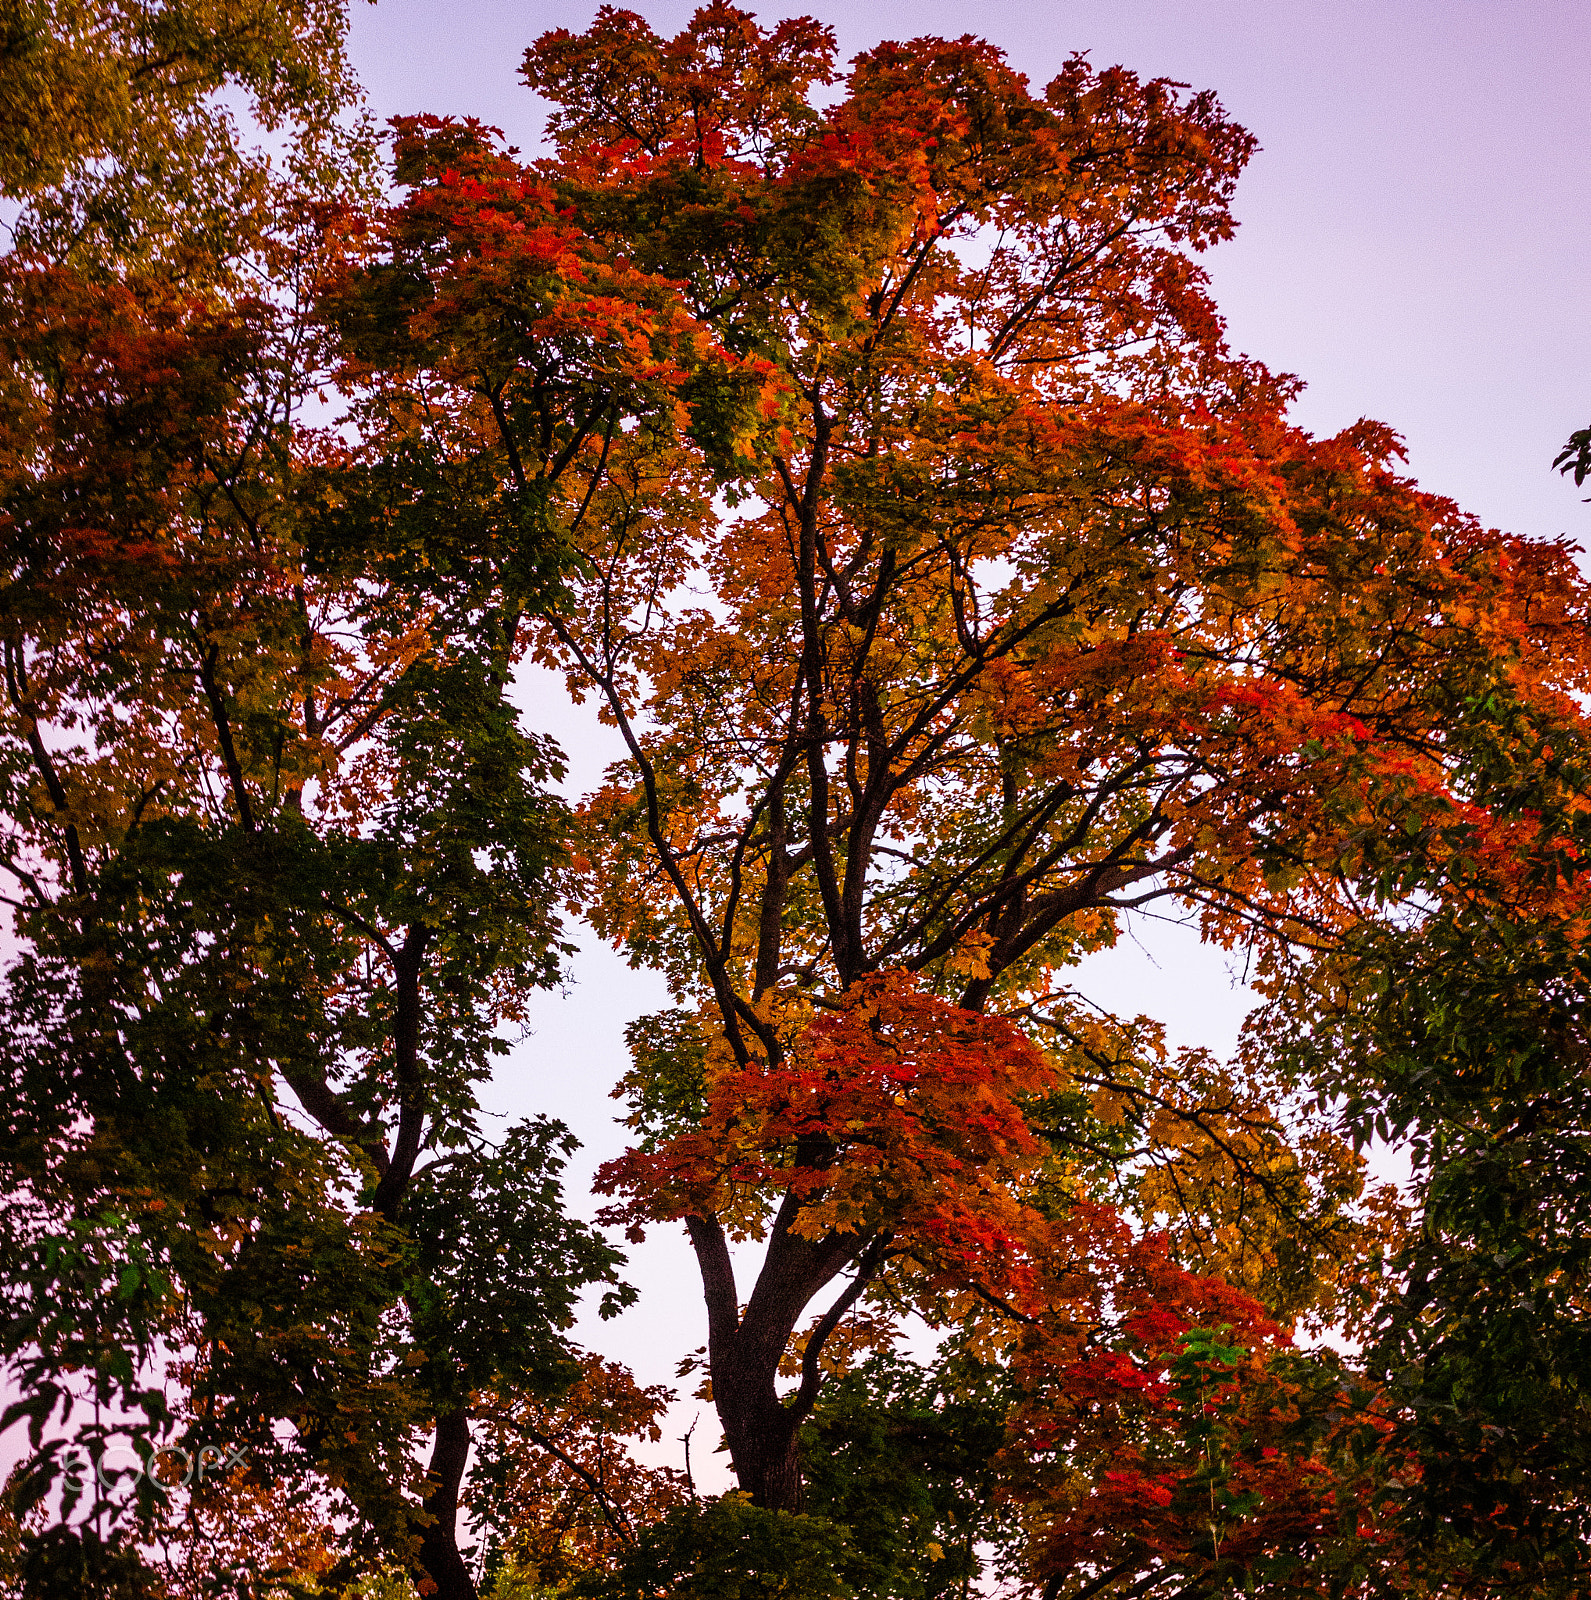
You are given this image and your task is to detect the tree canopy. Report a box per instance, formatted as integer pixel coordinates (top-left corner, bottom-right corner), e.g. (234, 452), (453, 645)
(3, 5), (1591, 1599)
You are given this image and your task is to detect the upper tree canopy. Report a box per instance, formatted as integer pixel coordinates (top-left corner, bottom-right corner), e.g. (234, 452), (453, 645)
(354, 11), (1591, 1591)
(1, 0), (372, 271)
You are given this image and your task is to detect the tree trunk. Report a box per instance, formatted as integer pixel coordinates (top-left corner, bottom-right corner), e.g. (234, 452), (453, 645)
(729, 1406), (805, 1511)
(417, 1407), (476, 1600)
(688, 1208), (877, 1514)
(713, 1366), (806, 1512)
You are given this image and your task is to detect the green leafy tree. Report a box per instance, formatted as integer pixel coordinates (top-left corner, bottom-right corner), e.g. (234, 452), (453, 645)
(0, 0), (373, 273)
(1554, 425), (1591, 496)
(798, 1343), (1018, 1599)
(0, 121), (638, 1600)
(1256, 667), (1591, 1594)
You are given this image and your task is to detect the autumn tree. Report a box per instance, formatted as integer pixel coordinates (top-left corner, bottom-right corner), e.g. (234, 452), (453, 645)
(998, 1214), (1399, 1599)
(466, 1353), (690, 1591)
(378, 6), (1586, 1547)
(9, 3), (1591, 1596)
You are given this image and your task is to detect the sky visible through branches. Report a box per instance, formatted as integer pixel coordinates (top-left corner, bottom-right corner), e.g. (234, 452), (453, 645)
(337, 0), (1591, 1492)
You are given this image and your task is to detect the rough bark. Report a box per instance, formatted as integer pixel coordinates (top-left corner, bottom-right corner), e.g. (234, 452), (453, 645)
(418, 1407), (476, 1600)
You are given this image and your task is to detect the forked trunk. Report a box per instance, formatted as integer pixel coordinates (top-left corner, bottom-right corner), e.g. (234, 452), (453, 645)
(689, 1211), (878, 1515)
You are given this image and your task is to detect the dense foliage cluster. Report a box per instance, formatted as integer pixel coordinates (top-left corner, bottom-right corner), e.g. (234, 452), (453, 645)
(3, 4), (1591, 1598)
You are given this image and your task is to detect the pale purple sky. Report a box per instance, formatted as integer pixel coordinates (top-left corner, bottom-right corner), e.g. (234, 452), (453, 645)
(345, 0), (1590, 1473)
